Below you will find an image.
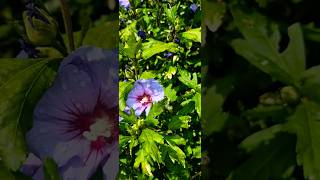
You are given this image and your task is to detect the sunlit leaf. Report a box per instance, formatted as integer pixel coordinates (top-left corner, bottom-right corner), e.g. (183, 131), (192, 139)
(142, 39), (178, 59)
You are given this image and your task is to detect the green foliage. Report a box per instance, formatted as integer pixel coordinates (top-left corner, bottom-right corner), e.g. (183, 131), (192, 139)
(180, 28), (201, 43)
(0, 59), (59, 171)
(141, 39), (179, 59)
(231, 9), (305, 86)
(120, 0), (201, 178)
(0, 163), (15, 180)
(82, 20), (119, 49)
(202, 86), (228, 135)
(285, 101), (320, 179)
(228, 133), (296, 180)
(301, 65), (320, 103)
(203, 1), (320, 179)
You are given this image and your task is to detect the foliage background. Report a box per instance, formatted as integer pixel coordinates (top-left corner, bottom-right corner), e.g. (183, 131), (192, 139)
(119, 0), (201, 179)
(202, 0), (320, 179)
(0, 0), (118, 179)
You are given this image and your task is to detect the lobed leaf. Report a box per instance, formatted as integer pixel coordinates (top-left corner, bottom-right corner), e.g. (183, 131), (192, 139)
(231, 9), (305, 86)
(141, 39), (178, 59)
(285, 100), (320, 180)
(202, 86), (228, 135)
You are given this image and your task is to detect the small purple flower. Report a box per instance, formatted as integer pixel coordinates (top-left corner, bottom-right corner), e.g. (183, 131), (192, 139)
(190, 4), (198, 13)
(174, 37), (180, 44)
(119, 0), (130, 9)
(126, 79), (164, 116)
(22, 46), (119, 180)
(164, 52), (173, 58)
(137, 30), (147, 41)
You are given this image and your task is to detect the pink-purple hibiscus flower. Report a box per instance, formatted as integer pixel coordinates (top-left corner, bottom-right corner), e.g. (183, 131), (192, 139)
(125, 79), (164, 116)
(119, 0), (130, 9)
(21, 46), (119, 180)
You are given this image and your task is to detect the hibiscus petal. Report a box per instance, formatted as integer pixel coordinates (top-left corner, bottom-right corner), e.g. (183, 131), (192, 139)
(20, 153), (42, 177)
(53, 139), (90, 167)
(103, 145), (119, 180)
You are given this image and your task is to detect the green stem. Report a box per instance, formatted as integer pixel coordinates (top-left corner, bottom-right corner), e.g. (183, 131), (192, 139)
(59, 0), (75, 53)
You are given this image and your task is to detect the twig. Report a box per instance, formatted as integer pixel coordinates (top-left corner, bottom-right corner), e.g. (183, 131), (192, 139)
(59, 0), (74, 52)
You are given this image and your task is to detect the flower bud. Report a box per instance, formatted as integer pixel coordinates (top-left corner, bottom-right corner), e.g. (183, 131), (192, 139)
(22, 3), (58, 46)
(137, 30), (146, 41)
(280, 86), (300, 105)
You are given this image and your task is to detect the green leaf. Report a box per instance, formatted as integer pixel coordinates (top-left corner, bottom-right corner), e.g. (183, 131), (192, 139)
(192, 146), (201, 159)
(192, 92), (201, 117)
(164, 84), (177, 102)
(178, 70), (200, 91)
(141, 39), (179, 59)
(164, 3), (180, 25)
(301, 65), (320, 103)
(139, 129), (164, 144)
(168, 145), (186, 167)
(227, 134), (296, 180)
(180, 28), (201, 43)
(119, 110), (137, 124)
(244, 105), (291, 122)
(0, 163), (14, 180)
(120, 21), (137, 42)
(239, 124), (284, 153)
(43, 158), (61, 180)
(122, 32), (141, 59)
(255, 0), (268, 7)
(231, 10), (305, 86)
(134, 149), (153, 176)
(168, 116), (190, 130)
(83, 20), (119, 49)
(285, 100), (320, 180)
(202, 86), (228, 135)
(119, 81), (133, 111)
(139, 71), (156, 79)
(129, 137), (138, 156)
(135, 129), (164, 176)
(0, 58), (59, 170)
(202, 0), (226, 32)
(165, 135), (186, 146)
(119, 135), (131, 149)
(145, 103), (163, 126)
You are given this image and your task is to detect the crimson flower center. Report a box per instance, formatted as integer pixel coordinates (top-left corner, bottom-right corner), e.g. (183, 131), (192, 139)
(137, 93), (152, 106)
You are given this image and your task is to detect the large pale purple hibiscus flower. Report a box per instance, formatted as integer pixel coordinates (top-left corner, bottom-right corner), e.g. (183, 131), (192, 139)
(126, 79), (164, 116)
(21, 46), (119, 180)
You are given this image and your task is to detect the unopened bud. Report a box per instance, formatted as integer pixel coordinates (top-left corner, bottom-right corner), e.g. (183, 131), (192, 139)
(280, 86), (300, 105)
(23, 3), (58, 46)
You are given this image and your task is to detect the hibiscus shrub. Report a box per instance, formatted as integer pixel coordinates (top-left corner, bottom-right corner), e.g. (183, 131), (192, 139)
(119, 0), (201, 179)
